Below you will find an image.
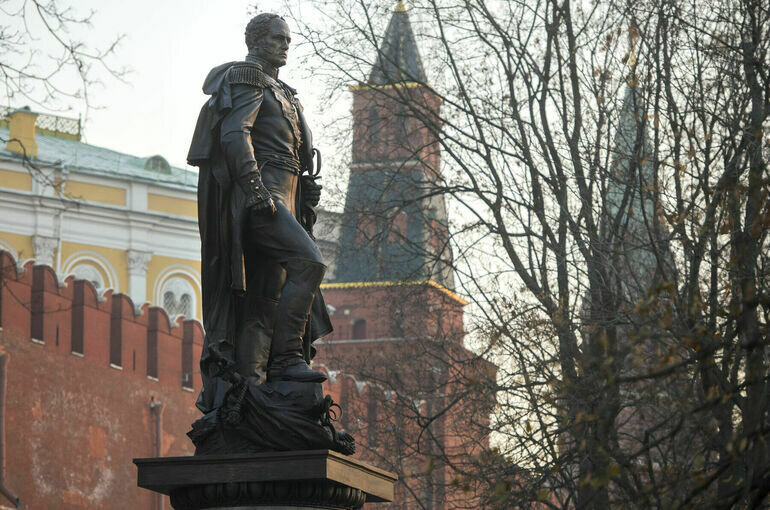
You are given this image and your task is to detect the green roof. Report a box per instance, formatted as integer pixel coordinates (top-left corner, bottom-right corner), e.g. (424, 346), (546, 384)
(0, 125), (196, 190)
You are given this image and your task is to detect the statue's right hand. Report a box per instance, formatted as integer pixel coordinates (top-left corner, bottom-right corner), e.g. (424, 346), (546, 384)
(250, 197), (277, 216)
(240, 171), (276, 216)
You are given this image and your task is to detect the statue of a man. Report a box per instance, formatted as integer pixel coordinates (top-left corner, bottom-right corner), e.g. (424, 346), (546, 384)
(187, 13), (332, 414)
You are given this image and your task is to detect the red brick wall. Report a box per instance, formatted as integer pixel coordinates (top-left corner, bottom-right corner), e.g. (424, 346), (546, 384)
(0, 250), (204, 510)
(0, 250), (494, 509)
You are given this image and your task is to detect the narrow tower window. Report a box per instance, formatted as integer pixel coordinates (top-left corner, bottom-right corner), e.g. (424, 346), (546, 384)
(396, 104), (409, 144)
(368, 107), (381, 142)
(352, 319), (367, 340)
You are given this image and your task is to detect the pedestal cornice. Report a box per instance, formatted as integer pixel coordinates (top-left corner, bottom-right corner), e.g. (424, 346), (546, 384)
(134, 450), (397, 510)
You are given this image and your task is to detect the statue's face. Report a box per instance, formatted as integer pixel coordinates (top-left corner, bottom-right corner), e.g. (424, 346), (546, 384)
(256, 18), (291, 68)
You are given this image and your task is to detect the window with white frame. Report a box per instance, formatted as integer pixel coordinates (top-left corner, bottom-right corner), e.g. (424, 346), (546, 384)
(160, 276), (195, 318)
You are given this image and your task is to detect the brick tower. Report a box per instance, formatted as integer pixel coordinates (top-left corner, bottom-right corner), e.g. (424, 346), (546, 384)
(332, 0), (454, 291)
(316, 4), (497, 507)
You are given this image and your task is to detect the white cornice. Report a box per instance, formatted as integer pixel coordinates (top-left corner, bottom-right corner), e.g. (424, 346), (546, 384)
(0, 188), (200, 261)
(1, 188), (195, 224)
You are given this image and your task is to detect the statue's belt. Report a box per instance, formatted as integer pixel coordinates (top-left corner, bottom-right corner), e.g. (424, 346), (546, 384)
(255, 153), (301, 175)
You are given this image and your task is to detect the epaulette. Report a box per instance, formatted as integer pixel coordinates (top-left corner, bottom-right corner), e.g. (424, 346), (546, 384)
(227, 63), (272, 89)
(279, 80), (298, 96)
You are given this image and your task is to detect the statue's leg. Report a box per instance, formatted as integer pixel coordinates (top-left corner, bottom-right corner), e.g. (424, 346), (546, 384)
(234, 248), (288, 383)
(267, 258), (327, 383)
(247, 201), (327, 383)
(234, 295), (279, 383)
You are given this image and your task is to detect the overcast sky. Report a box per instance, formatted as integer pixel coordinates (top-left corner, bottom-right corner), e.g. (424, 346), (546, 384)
(3, 0), (497, 327)
(6, 0), (337, 171)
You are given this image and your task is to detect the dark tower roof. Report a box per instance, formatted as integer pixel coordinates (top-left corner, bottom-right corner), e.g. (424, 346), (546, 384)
(369, 2), (427, 86)
(604, 74), (676, 298)
(334, 2), (454, 291)
(605, 81), (654, 227)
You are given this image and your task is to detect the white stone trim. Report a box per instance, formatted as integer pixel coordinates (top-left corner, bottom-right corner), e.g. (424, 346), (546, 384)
(126, 250), (153, 308)
(61, 251), (119, 292)
(33, 235), (58, 266)
(67, 263), (105, 292)
(127, 250), (152, 275)
(128, 181), (149, 211)
(0, 239), (18, 261)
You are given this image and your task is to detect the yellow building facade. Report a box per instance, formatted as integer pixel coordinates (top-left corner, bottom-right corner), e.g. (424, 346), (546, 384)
(0, 107), (202, 319)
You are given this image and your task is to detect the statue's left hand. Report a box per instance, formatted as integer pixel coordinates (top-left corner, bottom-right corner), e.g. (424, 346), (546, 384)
(301, 176), (322, 207)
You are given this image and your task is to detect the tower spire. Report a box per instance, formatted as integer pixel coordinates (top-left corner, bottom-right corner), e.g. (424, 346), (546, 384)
(369, 2), (426, 85)
(336, 3), (452, 289)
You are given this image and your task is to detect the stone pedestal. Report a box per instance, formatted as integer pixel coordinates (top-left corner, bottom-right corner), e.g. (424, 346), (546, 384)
(134, 450), (397, 509)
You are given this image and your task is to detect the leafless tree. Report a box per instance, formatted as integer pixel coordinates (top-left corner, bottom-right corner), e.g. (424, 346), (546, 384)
(0, 0), (125, 116)
(286, 0), (770, 508)
(0, 0), (126, 194)
(0, 0), (124, 316)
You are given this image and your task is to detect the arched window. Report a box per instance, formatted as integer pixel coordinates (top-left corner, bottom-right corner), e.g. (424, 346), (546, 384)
(70, 263), (105, 292)
(153, 266), (202, 320)
(352, 319), (367, 340)
(145, 155), (171, 173)
(62, 251), (118, 292)
(160, 276), (195, 318)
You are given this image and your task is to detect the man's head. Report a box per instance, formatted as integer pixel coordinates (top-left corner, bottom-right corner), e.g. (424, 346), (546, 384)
(245, 13), (291, 68)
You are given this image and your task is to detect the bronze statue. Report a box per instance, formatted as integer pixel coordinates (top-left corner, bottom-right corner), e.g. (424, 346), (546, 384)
(186, 13), (353, 455)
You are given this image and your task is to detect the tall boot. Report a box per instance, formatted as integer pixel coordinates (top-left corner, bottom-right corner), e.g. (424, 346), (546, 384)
(267, 258), (327, 383)
(235, 296), (278, 384)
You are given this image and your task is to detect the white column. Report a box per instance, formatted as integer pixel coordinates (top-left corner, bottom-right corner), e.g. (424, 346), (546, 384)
(33, 235), (58, 266)
(126, 250), (152, 307)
